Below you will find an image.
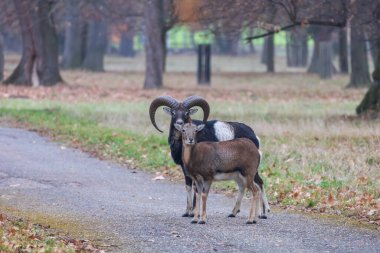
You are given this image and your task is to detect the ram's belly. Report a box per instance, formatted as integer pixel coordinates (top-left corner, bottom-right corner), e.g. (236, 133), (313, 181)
(214, 171), (240, 181)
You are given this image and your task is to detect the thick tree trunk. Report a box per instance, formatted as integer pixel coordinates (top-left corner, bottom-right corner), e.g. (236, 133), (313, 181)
(286, 28), (308, 67)
(339, 28), (349, 73)
(307, 27), (336, 79)
(356, 40), (380, 115)
(347, 23), (371, 87)
(261, 37), (268, 64)
(61, 0), (86, 69)
(215, 33), (239, 55)
(82, 20), (107, 72)
(119, 31), (135, 57)
(266, 35), (275, 72)
(4, 0), (62, 86)
(248, 29), (256, 54)
(144, 0), (164, 89)
(318, 41), (334, 79)
(0, 32), (4, 82)
(162, 28), (167, 72)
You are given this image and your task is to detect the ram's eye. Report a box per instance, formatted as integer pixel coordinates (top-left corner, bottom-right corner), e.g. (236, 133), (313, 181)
(171, 111), (176, 116)
(182, 129), (185, 133)
(185, 111), (189, 116)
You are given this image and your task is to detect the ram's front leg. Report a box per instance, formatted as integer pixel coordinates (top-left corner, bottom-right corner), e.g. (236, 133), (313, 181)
(191, 179), (202, 224)
(199, 180), (212, 224)
(183, 175), (194, 217)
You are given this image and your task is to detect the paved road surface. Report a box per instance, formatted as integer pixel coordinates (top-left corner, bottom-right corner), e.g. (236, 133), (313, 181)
(0, 127), (379, 252)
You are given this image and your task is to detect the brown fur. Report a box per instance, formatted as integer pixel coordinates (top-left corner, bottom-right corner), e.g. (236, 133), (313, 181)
(180, 123), (262, 224)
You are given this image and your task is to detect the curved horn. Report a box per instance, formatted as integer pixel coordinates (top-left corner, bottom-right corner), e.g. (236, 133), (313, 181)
(149, 96), (179, 133)
(182, 95), (210, 123)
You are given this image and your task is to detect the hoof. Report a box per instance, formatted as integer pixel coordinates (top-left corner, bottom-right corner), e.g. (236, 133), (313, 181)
(182, 213), (189, 217)
(246, 220), (257, 224)
(191, 219), (198, 224)
(188, 213), (195, 217)
(198, 220), (206, 224)
(228, 214), (236, 218)
(259, 215), (267, 219)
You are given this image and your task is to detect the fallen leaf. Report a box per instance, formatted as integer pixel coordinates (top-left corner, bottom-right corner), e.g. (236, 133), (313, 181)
(152, 175), (165, 181)
(328, 193), (334, 205)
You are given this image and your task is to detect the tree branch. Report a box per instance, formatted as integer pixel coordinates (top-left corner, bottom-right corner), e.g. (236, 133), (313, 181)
(245, 20), (346, 41)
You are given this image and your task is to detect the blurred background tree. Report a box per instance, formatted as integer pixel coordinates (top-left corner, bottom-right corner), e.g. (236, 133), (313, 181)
(0, 0), (379, 115)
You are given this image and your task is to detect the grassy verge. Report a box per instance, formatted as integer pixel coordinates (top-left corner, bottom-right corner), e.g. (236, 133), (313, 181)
(0, 106), (175, 173)
(0, 213), (100, 252)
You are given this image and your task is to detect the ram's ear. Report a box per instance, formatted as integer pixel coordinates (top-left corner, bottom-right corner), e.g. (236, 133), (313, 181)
(188, 108), (198, 115)
(196, 124), (205, 132)
(162, 107), (171, 115)
(174, 124), (183, 131)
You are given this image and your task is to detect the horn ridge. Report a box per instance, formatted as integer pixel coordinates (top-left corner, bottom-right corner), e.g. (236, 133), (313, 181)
(149, 96), (179, 132)
(182, 95), (210, 123)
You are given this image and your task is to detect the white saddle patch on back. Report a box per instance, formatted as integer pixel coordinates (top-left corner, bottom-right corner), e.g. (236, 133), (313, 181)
(214, 121), (235, 141)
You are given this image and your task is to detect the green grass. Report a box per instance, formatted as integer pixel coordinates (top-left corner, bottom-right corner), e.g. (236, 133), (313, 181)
(0, 105), (175, 172)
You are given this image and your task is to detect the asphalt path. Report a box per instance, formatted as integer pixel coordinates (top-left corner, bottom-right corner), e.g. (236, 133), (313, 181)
(0, 127), (379, 252)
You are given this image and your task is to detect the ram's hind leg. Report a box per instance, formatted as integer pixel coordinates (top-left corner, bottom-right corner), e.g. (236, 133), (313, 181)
(229, 174), (246, 218)
(259, 187), (270, 219)
(247, 180), (261, 224)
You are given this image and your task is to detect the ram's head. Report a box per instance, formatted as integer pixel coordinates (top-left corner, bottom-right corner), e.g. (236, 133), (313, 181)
(149, 95), (210, 132)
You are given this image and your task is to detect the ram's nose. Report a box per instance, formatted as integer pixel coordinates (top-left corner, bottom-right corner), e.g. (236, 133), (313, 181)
(176, 119), (184, 126)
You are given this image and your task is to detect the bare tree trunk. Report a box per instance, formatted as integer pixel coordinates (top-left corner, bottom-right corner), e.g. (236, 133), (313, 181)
(82, 20), (107, 72)
(318, 41), (334, 79)
(339, 28), (349, 73)
(261, 37), (268, 64)
(120, 31), (135, 57)
(248, 29), (256, 54)
(0, 32), (4, 82)
(4, 0), (62, 86)
(347, 21), (371, 87)
(144, 0), (164, 89)
(356, 39), (380, 115)
(61, 0), (86, 69)
(286, 28), (308, 67)
(162, 28), (167, 72)
(307, 27), (336, 79)
(266, 34), (275, 72)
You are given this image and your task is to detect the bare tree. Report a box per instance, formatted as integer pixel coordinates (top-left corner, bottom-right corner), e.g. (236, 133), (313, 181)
(61, 0), (86, 69)
(144, 0), (164, 89)
(4, 0), (62, 86)
(0, 28), (4, 81)
(347, 2), (371, 87)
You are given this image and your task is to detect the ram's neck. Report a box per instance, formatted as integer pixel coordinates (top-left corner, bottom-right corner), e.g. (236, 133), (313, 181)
(182, 144), (193, 167)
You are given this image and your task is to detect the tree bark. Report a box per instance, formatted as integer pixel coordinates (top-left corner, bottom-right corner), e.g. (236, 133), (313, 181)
(307, 27), (336, 79)
(4, 0), (62, 86)
(82, 20), (107, 72)
(61, 0), (86, 69)
(144, 0), (164, 89)
(318, 41), (334, 79)
(347, 22), (371, 87)
(119, 31), (135, 57)
(248, 29), (256, 54)
(356, 40), (380, 115)
(286, 28), (308, 67)
(0, 32), (4, 82)
(261, 37), (268, 64)
(266, 35), (275, 72)
(339, 28), (349, 73)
